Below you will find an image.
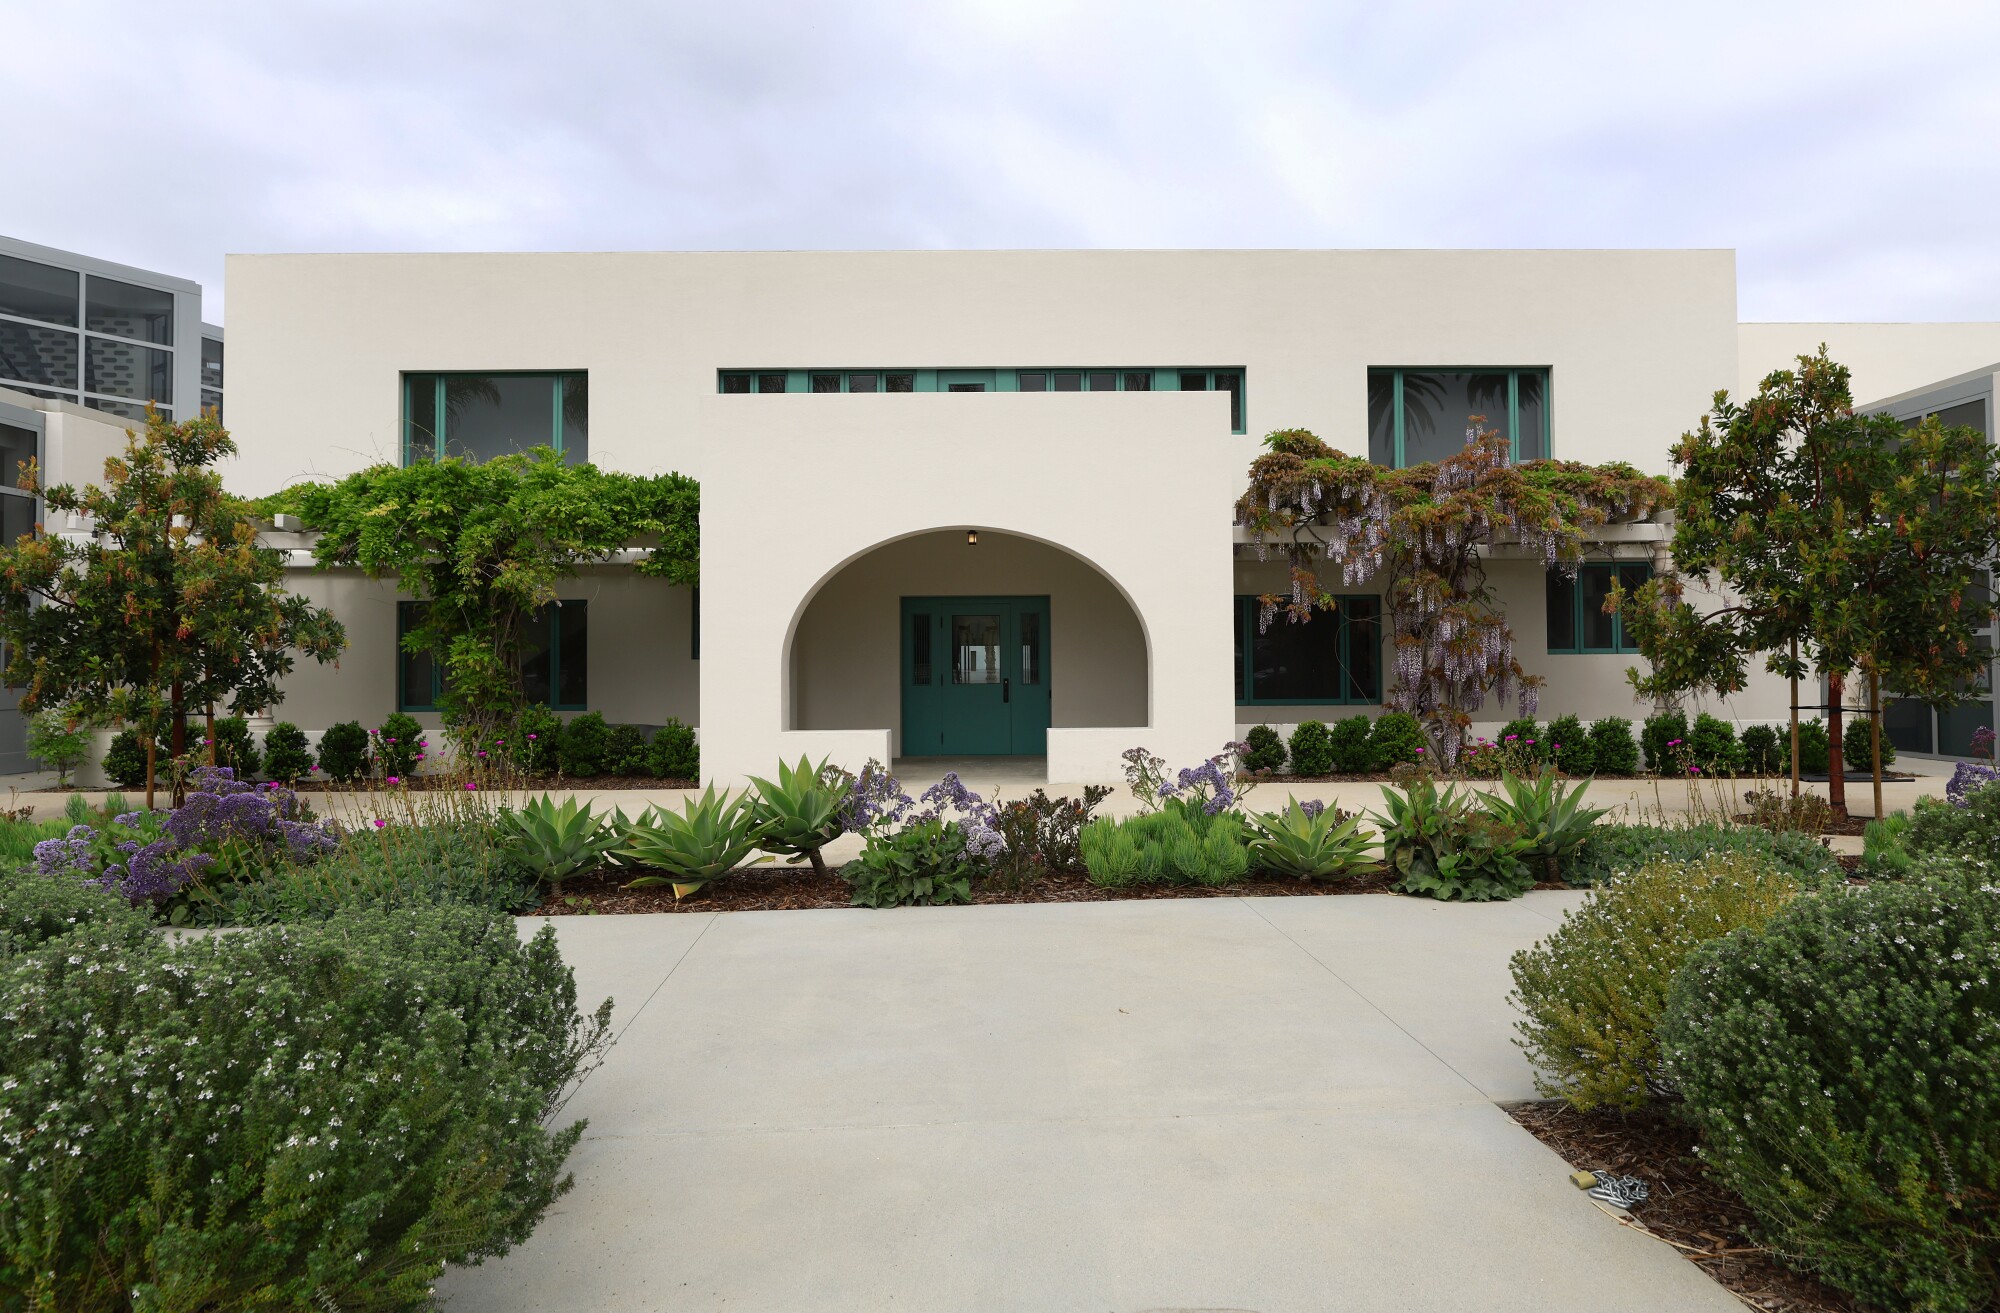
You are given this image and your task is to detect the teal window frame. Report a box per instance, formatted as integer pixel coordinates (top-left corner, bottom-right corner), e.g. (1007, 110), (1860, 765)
(396, 601), (442, 712)
(401, 371), (586, 466)
(1235, 594), (1382, 705)
(1546, 562), (1650, 655)
(1368, 367), (1550, 466)
(396, 599), (588, 711)
(717, 367), (1246, 432)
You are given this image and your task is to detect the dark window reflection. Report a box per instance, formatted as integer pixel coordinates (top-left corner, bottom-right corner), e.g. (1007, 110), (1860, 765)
(0, 255), (78, 326)
(0, 322), (80, 390)
(86, 337), (173, 403)
(85, 275), (174, 345)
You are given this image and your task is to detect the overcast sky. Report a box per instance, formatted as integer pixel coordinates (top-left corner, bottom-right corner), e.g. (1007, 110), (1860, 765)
(7, 0), (1997, 324)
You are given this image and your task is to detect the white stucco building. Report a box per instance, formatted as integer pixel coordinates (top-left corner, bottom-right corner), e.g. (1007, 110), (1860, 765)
(10, 246), (2000, 780)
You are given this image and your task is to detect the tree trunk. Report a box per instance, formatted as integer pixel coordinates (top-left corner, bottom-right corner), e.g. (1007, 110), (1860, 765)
(1826, 670), (1848, 821)
(144, 734), (157, 811)
(1869, 670), (1883, 821)
(205, 703), (216, 767)
(170, 680), (187, 807)
(1788, 640), (1801, 798)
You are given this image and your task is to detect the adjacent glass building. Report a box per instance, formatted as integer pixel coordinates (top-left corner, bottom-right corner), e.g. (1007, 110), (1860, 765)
(0, 234), (222, 425)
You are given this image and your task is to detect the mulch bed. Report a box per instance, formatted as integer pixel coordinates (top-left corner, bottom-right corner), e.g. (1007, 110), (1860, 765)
(290, 775), (697, 793)
(1509, 1101), (1872, 1313)
(1732, 812), (1873, 838)
(529, 864), (1421, 915)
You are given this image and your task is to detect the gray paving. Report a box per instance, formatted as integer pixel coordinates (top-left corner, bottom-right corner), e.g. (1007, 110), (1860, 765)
(442, 893), (1733, 1313)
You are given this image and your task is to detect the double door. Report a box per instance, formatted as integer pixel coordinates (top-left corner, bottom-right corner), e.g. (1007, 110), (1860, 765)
(900, 596), (1050, 756)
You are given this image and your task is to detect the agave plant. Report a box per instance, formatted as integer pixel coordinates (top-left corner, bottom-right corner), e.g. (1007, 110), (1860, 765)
(747, 755), (851, 877)
(615, 787), (767, 899)
(1245, 797), (1377, 881)
(1479, 767), (1608, 881)
(499, 794), (620, 895)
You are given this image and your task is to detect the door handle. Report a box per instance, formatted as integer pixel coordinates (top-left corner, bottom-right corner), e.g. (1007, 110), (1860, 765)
(1003, 677), (1010, 704)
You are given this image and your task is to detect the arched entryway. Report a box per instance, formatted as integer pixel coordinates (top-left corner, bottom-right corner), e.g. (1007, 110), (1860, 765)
(785, 528), (1150, 758)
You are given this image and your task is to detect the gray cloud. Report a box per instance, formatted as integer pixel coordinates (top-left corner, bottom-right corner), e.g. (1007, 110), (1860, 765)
(5, 0), (1997, 322)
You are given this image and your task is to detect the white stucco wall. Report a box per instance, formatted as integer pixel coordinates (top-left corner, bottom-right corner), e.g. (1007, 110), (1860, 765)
(1740, 323), (2000, 407)
(699, 391), (1239, 784)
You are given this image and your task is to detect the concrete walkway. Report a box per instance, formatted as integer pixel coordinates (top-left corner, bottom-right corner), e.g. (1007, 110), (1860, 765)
(439, 894), (1740, 1313)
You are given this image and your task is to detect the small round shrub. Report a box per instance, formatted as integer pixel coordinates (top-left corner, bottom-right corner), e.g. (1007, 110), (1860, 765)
(1509, 850), (1798, 1112)
(1326, 716), (1373, 773)
(1585, 716), (1639, 775)
(317, 720), (370, 783)
(375, 711), (425, 777)
(261, 721), (313, 784)
(605, 724), (650, 776)
(101, 729), (149, 789)
(1738, 723), (1783, 775)
(1843, 716), (1898, 772)
(1640, 709), (1689, 775)
(1287, 720), (1334, 776)
(208, 715), (261, 778)
(557, 711), (611, 777)
(1795, 717), (1831, 774)
(1687, 712), (1741, 773)
(27, 708), (93, 786)
(646, 718), (698, 781)
(1367, 712), (1426, 771)
(1240, 725), (1286, 774)
(1542, 714), (1590, 775)
(1661, 863), (2000, 1311)
(512, 703), (563, 775)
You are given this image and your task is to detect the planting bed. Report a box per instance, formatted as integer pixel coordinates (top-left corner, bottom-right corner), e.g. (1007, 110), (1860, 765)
(529, 863), (1437, 914)
(1510, 1101), (1869, 1313)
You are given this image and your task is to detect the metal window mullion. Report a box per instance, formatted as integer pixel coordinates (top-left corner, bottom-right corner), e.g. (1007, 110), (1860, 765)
(552, 375), (563, 454)
(1392, 370), (1405, 467)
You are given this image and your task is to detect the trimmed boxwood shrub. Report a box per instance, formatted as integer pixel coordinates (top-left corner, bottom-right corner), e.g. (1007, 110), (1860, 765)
(316, 720), (370, 782)
(1739, 723), (1783, 775)
(1496, 716), (1543, 760)
(512, 703), (563, 774)
(375, 711), (425, 778)
(0, 903), (612, 1311)
(261, 721), (314, 784)
(606, 723), (650, 776)
(1640, 709), (1689, 775)
(211, 715), (260, 778)
(1510, 850), (1799, 1112)
(1843, 716), (1898, 772)
(1287, 720), (1334, 776)
(1585, 716), (1639, 775)
(646, 718), (699, 781)
(1367, 712), (1426, 771)
(1661, 863), (2000, 1312)
(556, 711), (610, 777)
(1240, 725), (1286, 774)
(1326, 716), (1373, 773)
(101, 728), (149, 789)
(1543, 714), (1590, 775)
(1687, 712), (1741, 774)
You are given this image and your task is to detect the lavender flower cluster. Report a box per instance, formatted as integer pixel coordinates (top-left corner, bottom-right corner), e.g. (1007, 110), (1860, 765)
(915, 772), (1006, 861)
(839, 760), (1006, 862)
(32, 766), (339, 908)
(1946, 760), (2000, 808)
(1123, 742), (1256, 816)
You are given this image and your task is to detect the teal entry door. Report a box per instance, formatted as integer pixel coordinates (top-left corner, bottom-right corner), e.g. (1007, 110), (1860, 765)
(901, 596), (1051, 756)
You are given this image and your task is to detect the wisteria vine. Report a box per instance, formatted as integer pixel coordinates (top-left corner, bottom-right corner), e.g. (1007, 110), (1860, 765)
(1236, 426), (1671, 764)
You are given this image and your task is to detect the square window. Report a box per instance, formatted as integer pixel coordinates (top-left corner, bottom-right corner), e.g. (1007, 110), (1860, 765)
(720, 373), (751, 394)
(849, 373), (878, 393)
(886, 372), (915, 393)
(1179, 371), (1208, 391)
(85, 275), (174, 345)
(85, 337), (173, 403)
(0, 254), (78, 327)
(1087, 371), (1116, 391)
(1018, 371), (1048, 392)
(1053, 372), (1082, 392)
(0, 321), (80, 391)
(756, 372), (787, 393)
(1123, 372), (1152, 392)
(811, 373), (842, 393)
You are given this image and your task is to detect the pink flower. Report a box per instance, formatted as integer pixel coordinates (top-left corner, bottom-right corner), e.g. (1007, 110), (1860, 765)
(1415, 747), (1425, 754)
(1526, 739), (1536, 745)
(387, 776), (400, 785)
(386, 737), (396, 743)
(1504, 734), (1517, 741)
(415, 753), (425, 760)
(1668, 738), (1682, 746)
(1689, 766), (1701, 775)
(373, 818), (386, 828)
(477, 750), (488, 758)
(465, 782), (477, 791)
(528, 733), (538, 741)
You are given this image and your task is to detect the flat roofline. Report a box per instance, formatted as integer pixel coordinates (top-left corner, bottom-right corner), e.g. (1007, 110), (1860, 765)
(225, 245), (1738, 259)
(1862, 362), (2000, 413)
(0, 233), (202, 296)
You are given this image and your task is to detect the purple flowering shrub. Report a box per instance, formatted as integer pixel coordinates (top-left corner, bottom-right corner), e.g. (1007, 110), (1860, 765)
(1947, 760), (2000, 808)
(836, 760), (1007, 864)
(32, 766), (340, 913)
(1121, 743), (1256, 816)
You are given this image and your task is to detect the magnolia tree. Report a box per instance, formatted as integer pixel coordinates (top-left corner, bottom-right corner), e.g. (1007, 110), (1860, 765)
(1237, 426), (1670, 763)
(1618, 349), (2000, 818)
(0, 409), (346, 805)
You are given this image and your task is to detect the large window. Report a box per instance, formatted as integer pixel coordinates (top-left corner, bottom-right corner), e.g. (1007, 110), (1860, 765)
(718, 367), (1245, 432)
(397, 599), (588, 713)
(0, 252), (185, 416)
(1369, 368), (1548, 466)
(1546, 562), (1649, 654)
(0, 421), (38, 547)
(1234, 595), (1381, 704)
(403, 372), (588, 465)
